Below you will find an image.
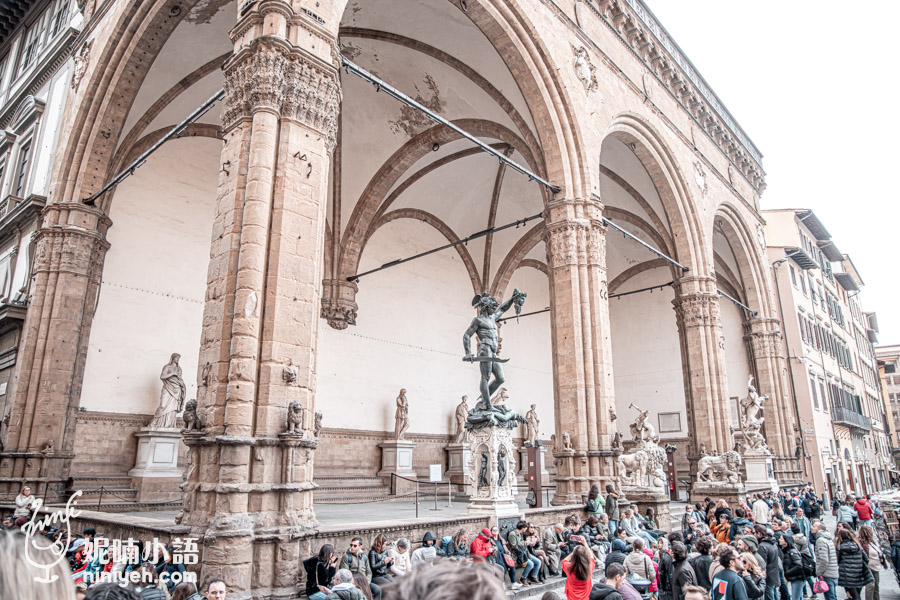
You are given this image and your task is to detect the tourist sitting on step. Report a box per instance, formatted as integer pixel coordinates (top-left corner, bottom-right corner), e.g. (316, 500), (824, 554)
(491, 525), (521, 589)
(303, 544), (339, 600)
(579, 516), (608, 564)
(542, 523), (565, 576)
(605, 539), (628, 572)
(339, 537), (381, 600)
(387, 538), (411, 579)
(324, 569), (366, 600)
(469, 528), (494, 561)
(597, 514), (613, 544)
(440, 529), (469, 560)
(563, 514), (583, 558)
(524, 522), (549, 581)
(410, 531), (443, 569)
(620, 509), (657, 546)
(508, 520), (542, 586)
(368, 534), (394, 587)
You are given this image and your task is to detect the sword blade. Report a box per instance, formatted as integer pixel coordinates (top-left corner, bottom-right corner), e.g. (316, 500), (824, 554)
(463, 356), (510, 364)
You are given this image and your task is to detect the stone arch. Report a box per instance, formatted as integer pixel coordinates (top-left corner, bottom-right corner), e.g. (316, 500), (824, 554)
(365, 208), (483, 293)
(490, 222), (545, 298)
(713, 202), (773, 318)
(602, 113), (707, 274)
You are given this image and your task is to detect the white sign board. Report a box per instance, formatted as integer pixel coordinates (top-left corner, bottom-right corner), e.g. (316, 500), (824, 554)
(429, 464), (442, 482)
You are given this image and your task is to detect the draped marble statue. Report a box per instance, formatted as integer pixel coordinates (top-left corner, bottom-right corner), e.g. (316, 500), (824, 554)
(149, 353), (186, 428)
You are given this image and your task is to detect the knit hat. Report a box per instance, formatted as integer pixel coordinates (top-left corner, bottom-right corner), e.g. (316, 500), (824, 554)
(613, 539), (627, 552)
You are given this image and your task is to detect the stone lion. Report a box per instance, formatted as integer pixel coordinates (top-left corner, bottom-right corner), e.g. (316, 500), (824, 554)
(286, 400), (303, 434)
(697, 450), (742, 484)
(617, 449), (648, 486)
(182, 399), (204, 433)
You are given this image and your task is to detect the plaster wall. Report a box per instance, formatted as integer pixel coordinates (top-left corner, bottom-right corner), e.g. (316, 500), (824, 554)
(316, 219), (553, 437)
(80, 138), (220, 414)
(608, 267), (686, 439)
(721, 299), (752, 425)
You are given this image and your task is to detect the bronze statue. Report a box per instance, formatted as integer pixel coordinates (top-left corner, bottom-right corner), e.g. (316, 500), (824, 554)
(498, 446), (508, 487)
(463, 289), (526, 404)
(465, 388), (524, 431)
(478, 452), (489, 487)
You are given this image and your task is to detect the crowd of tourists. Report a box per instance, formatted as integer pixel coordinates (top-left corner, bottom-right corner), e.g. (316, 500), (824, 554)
(4, 482), (895, 600)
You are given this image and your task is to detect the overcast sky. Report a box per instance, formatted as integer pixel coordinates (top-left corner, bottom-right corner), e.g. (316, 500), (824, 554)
(645, 1), (900, 346)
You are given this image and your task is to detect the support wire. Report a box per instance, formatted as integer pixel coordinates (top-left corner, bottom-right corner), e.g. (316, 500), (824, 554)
(83, 88), (226, 206)
(347, 212), (543, 282)
(341, 56), (561, 194)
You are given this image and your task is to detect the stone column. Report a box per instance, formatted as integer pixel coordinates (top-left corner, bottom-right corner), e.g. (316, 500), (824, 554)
(545, 197), (616, 504)
(0, 203), (110, 500)
(744, 316), (801, 480)
(180, 4), (340, 598)
(672, 276), (738, 498)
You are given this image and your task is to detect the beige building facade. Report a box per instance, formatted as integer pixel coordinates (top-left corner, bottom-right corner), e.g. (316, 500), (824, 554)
(0, 0), (803, 595)
(765, 209), (890, 498)
(876, 345), (900, 482)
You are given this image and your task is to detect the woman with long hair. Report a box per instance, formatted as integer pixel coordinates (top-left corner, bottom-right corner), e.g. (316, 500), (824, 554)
(739, 553), (765, 599)
(369, 533), (394, 586)
(303, 543), (339, 600)
(836, 529), (874, 600)
(857, 525), (883, 600)
(587, 484), (605, 519)
(490, 526), (519, 589)
(353, 572), (375, 600)
(562, 541), (595, 600)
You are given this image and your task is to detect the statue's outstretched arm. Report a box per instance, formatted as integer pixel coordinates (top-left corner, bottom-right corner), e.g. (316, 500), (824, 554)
(495, 288), (525, 318)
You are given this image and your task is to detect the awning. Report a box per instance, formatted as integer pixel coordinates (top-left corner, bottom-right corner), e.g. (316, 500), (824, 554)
(786, 247), (818, 270)
(817, 240), (843, 262)
(835, 273), (860, 292)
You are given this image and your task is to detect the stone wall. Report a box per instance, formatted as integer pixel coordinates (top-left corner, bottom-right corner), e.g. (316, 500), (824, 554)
(71, 411), (188, 477)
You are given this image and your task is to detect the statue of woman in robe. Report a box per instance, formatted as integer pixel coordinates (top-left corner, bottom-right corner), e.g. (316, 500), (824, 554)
(150, 353), (186, 428)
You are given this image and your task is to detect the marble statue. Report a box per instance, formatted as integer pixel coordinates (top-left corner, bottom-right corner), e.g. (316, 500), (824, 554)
(182, 399), (204, 433)
(616, 404), (666, 492)
(697, 450), (743, 485)
(454, 396), (469, 443)
(149, 353), (186, 428)
(462, 289), (526, 405)
(561, 431), (573, 451)
(611, 430), (623, 451)
(524, 404), (540, 447)
(286, 400), (303, 434)
(740, 376), (768, 450)
(628, 402), (658, 444)
(394, 389), (409, 440)
(314, 411), (323, 438)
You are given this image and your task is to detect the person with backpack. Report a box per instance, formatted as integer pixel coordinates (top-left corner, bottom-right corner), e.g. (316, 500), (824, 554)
(304, 544), (340, 600)
(779, 533), (805, 600)
(689, 536), (714, 591)
(440, 529), (469, 560)
(857, 525), (882, 600)
(624, 538), (655, 581)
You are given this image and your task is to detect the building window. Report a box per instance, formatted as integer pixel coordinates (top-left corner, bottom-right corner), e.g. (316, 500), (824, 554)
(789, 265), (797, 287)
(810, 377), (819, 409)
(820, 380), (828, 412)
(17, 10), (49, 77)
(658, 412), (682, 433)
(800, 275), (807, 296)
(49, 0), (70, 38)
(14, 140), (31, 197)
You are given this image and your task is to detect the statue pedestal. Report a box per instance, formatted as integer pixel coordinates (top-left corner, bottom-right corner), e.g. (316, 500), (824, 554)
(378, 440), (417, 492)
(690, 481), (747, 506)
(743, 449), (778, 494)
(446, 443), (471, 486)
(128, 427), (184, 502)
(466, 427), (521, 522)
(621, 487), (672, 532)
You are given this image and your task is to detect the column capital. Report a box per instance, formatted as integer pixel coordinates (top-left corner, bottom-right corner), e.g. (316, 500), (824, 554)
(222, 38), (341, 149)
(320, 279), (358, 329)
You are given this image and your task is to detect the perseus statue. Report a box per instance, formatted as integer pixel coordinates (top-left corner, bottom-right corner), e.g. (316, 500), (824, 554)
(463, 289), (527, 404)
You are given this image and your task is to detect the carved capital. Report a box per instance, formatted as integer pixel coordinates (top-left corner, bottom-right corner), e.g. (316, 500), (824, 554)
(320, 279), (358, 329)
(544, 220), (589, 268)
(223, 39), (341, 150)
(672, 292), (721, 329)
(587, 219), (607, 266)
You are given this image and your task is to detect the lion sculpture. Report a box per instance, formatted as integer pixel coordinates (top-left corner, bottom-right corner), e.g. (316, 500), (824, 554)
(697, 450), (743, 484)
(182, 399), (205, 433)
(286, 400), (303, 434)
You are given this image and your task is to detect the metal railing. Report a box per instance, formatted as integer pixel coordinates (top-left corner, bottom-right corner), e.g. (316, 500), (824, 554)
(832, 406), (872, 431)
(389, 473), (452, 518)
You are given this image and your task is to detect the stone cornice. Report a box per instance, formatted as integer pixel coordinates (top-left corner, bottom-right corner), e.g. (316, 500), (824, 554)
(576, 0), (766, 192)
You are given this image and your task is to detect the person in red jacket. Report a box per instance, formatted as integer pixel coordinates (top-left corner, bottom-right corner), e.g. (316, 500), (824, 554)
(854, 496), (873, 526)
(470, 528), (495, 560)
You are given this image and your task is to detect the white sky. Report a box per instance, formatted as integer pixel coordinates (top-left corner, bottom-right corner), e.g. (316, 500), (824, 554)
(645, 1), (900, 345)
